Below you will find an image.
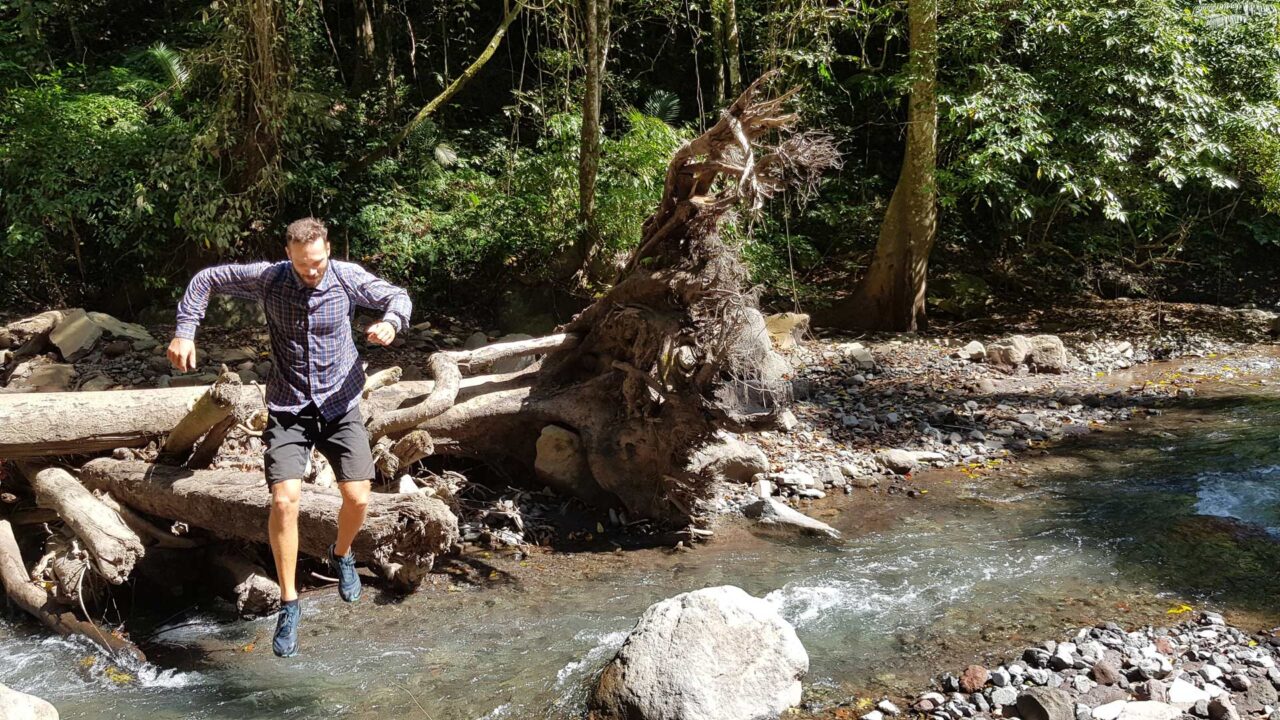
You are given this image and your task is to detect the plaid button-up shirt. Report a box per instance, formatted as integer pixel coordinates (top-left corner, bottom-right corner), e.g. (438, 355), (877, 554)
(175, 260), (411, 421)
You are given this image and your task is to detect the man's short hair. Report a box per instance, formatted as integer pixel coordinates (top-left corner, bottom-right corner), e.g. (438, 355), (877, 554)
(285, 217), (328, 245)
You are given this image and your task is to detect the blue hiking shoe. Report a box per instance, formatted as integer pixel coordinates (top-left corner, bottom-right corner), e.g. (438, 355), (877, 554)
(273, 599), (300, 658)
(328, 543), (361, 603)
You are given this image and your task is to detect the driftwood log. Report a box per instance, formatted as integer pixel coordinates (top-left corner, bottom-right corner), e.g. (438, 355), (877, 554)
(18, 464), (144, 584)
(79, 459), (458, 587)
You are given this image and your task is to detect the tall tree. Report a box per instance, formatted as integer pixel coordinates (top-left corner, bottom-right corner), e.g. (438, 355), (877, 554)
(571, 0), (613, 280)
(822, 0), (937, 330)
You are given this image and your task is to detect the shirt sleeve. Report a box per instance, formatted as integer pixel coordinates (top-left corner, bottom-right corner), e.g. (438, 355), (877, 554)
(174, 262), (271, 340)
(338, 262), (412, 333)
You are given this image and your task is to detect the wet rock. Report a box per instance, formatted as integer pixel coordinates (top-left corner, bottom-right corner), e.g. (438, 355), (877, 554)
(588, 586), (807, 720)
(960, 665), (989, 693)
(742, 497), (840, 540)
(1018, 687), (1075, 720)
(0, 682), (58, 719)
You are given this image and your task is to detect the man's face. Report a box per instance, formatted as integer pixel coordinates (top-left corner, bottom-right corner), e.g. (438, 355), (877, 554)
(286, 239), (330, 288)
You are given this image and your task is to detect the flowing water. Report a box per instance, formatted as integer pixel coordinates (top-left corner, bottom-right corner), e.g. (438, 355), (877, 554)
(4, 362), (1280, 719)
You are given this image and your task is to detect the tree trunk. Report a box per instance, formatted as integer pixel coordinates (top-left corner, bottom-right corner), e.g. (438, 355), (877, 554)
(0, 374), (525, 459)
(79, 458), (458, 588)
(818, 0), (937, 331)
(723, 0), (741, 95)
(711, 3), (726, 106)
(571, 0), (612, 278)
(351, 0), (378, 93)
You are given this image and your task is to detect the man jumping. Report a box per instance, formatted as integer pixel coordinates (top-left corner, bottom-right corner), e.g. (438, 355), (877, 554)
(167, 217), (411, 658)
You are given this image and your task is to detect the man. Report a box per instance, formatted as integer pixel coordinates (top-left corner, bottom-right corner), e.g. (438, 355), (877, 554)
(168, 217), (411, 658)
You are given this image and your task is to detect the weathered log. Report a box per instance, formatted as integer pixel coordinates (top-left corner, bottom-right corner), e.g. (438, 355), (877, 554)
(161, 371), (241, 460)
(186, 414), (237, 470)
(0, 520), (145, 661)
(96, 492), (204, 549)
(208, 547), (280, 617)
(0, 375), (525, 459)
(362, 366), (402, 398)
(439, 332), (580, 373)
(18, 465), (144, 584)
(80, 458), (458, 588)
(368, 354), (460, 440)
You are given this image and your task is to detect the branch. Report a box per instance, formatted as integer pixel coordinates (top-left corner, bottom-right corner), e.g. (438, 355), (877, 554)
(352, 2), (524, 172)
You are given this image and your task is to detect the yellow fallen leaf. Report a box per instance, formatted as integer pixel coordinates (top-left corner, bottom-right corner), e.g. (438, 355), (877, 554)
(596, 522), (605, 534)
(103, 666), (134, 684)
(242, 642), (255, 653)
(1166, 603), (1193, 615)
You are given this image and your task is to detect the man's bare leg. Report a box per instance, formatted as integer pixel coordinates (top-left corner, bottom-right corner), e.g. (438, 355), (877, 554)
(334, 480), (371, 556)
(269, 479), (303, 601)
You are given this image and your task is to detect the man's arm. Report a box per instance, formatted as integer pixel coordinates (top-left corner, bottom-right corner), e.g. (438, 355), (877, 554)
(337, 263), (412, 343)
(170, 262), (271, 370)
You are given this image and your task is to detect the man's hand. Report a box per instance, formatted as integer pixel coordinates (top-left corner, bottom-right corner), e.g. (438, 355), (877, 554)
(168, 337), (197, 372)
(366, 321), (396, 346)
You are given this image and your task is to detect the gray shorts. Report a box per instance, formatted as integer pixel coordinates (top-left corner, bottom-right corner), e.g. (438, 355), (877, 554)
(263, 403), (376, 486)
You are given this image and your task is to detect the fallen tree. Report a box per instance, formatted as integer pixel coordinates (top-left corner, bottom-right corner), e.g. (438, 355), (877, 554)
(79, 459), (458, 588)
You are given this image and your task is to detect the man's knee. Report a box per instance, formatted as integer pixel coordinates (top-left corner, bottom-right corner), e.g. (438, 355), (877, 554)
(271, 482), (302, 517)
(339, 480), (371, 509)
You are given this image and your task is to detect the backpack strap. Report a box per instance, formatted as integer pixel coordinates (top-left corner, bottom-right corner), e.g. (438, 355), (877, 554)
(327, 260), (359, 323)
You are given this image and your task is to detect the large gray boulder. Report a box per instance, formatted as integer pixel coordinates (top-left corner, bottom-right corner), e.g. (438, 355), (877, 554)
(0, 683), (59, 720)
(589, 586), (808, 720)
(1026, 335), (1073, 374)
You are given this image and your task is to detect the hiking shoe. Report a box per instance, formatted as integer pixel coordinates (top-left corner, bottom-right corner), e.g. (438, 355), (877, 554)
(273, 599), (301, 658)
(328, 543), (361, 603)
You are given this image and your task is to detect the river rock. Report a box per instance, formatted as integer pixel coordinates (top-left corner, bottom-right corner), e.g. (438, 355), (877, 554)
(1238, 676), (1278, 714)
(764, 312), (810, 351)
(1018, 687), (1075, 720)
(1094, 701), (1128, 720)
(86, 312), (153, 343)
(1116, 702), (1181, 720)
(961, 665), (990, 693)
(588, 585), (808, 720)
(988, 335), (1033, 367)
(1168, 679), (1210, 710)
(6, 360), (76, 392)
(197, 296), (266, 329)
(0, 683), (59, 719)
(1207, 697), (1241, 720)
(48, 308), (102, 361)
(957, 340), (986, 362)
(534, 425), (601, 502)
(1093, 660), (1124, 685)
(991, 686), (1020, 708)
(686, 431), (769, 483)
(876, 449), (945, 474)
(1082, 685), (1130, 708)
(1027, 335), (1072, 374)
(742, 497), (840, 540)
